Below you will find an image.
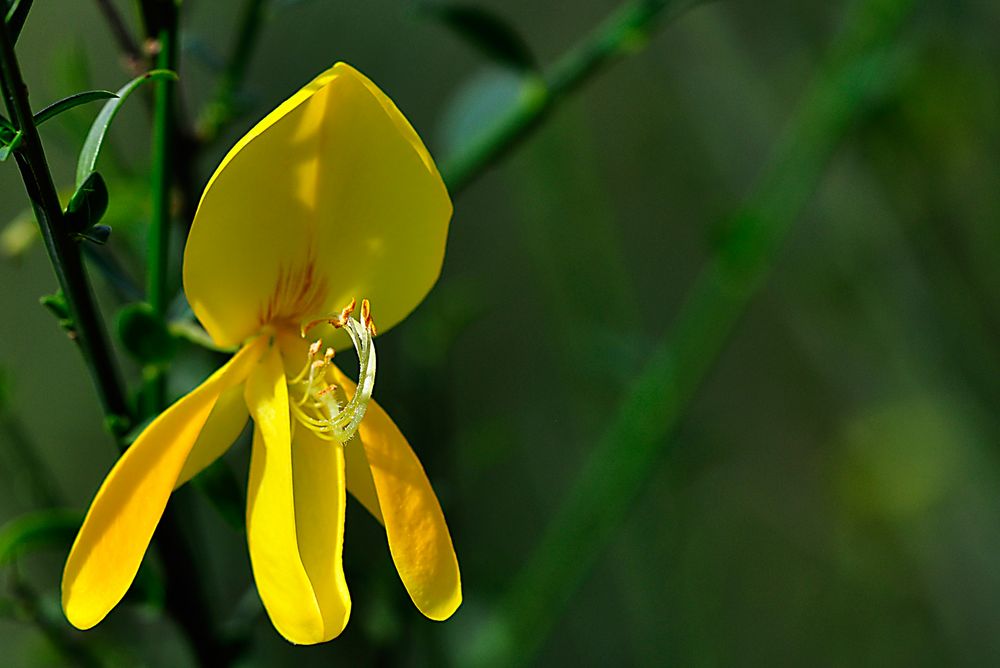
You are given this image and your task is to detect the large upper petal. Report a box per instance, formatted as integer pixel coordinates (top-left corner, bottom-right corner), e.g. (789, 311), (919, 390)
(184, 63), (453, 349)
(62, 338), (264, 630)
(330, 366), (462, 621)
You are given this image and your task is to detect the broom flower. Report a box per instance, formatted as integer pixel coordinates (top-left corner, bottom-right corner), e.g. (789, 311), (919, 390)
(62, 63), (461, 644)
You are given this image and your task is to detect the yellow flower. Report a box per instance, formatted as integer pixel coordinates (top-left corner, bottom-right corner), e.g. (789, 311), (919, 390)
(61, 63), (461, 644)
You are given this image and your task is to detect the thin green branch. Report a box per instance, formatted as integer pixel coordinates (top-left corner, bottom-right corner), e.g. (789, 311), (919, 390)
(197, 0), (269, 142)
(0, 16), (130, 437)
(466, 0), (918, 664)
(0, 27), (114, 645)
(441, 0), (687, 195)
(92, 0), (144, 73)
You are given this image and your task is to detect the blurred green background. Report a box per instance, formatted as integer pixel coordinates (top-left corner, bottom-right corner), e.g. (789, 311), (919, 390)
(2, 0), (1000, 665)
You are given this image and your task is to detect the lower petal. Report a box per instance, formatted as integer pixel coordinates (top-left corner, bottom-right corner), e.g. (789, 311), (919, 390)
(62, 338), (264, 630)
(344, 435), (382, 523)
(329, 365), (462, 621)
(175, 381), (249, 487)
(292, 427), (351, 640)
(244, 343), (325, 644)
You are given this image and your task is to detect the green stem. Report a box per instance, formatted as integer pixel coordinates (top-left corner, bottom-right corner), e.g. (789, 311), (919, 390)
(0, 16), (130, 437)
(441, 0), (683, 195)
(466, 0), (916, 664)
(143, 3), (178, 413)
(197, 0), (269, 142)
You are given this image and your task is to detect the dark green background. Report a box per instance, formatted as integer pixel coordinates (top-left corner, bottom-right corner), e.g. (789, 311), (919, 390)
(1, 0), (999, 665)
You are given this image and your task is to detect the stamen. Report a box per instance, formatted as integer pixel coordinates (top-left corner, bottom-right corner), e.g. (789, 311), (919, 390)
(301, 298), (357, 336)
(290, 339), (323, 384)
(289, 299), (377, 445)
(338, 298), (357, 325)
(361, 298), (377, 336)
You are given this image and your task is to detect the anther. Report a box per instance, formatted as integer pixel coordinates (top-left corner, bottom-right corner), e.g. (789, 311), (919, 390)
(361, 298), (377, 336)
(301, 298), (358, 335)
(338, 298), (357, 326)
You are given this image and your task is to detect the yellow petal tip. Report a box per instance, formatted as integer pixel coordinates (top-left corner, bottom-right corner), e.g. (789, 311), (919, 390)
(421, 587), (463, 622)
(61, 594), (103, 631)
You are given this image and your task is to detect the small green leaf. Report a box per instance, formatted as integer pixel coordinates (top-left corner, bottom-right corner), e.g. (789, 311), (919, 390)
(39, 290), (74, 332)
(0, 509), (81, 566)
(117, 302), (177, 366)
(0, 129), (22, 161)
(0, 115), (13, 133)
(77, 224), (111, 245)
(64, 171), (109, 233)
(422, 3), (537, 72)
(39, 291), (70, 320)
(5, 0), (33, 44)
(0, 123), (16, 144)
(33, 89), (117, 127)
(76, 69), (178, 187)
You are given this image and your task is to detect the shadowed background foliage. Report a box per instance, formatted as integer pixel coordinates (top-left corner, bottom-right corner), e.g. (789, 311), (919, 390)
(1, 0), (1000, 665)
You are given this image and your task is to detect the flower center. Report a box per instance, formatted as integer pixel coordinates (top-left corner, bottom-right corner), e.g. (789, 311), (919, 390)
(287, 298), (377, 444)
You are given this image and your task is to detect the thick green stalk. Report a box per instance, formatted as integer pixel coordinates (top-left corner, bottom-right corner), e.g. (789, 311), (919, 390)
(0, 17), (129, 436)
(143, 3), (177, 412)
(466, 0), (917, 664)
(441, 0), (682, 195)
